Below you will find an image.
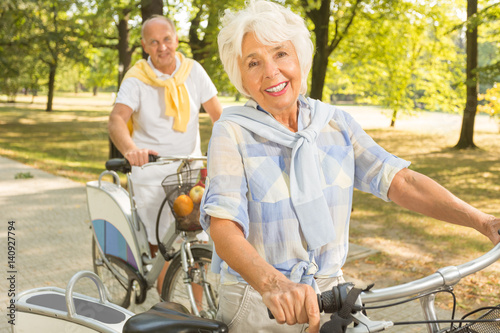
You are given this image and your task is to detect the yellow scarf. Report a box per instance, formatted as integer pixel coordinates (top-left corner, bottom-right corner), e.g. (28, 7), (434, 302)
(123, 52), (194, 133)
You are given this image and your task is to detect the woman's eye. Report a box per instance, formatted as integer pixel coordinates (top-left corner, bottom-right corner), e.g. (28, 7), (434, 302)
(248, 61), (258, 68)
(277, 51), (287, 58)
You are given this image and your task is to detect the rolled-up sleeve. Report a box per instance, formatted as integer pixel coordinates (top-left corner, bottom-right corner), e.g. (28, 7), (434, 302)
(341, 110), (411, 201)
(200, 122), (250, 237)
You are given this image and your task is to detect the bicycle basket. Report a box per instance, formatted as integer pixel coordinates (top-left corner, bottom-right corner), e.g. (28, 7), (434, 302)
(162, 168), (206, 232)
(449, 306), (500, 333)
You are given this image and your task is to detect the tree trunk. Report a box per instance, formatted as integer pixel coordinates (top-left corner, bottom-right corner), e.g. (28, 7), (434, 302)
(188, 5), (204, 62)
(141, 0), (163, 59)
(46, 64), (56, 112)
(305, 0), (360, 101)
(111, 11), (134, 159)
(390, 110), (398, 127)
(455, 0), (478, 149)
(310, 41), (329, 101)
(307, 0), (331, 101)
(117, 11), (132, 86)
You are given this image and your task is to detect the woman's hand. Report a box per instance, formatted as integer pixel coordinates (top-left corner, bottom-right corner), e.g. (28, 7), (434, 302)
(262, 277), (320, 333)
(210, 217), (321, 332)
(482, 216), (500, 245)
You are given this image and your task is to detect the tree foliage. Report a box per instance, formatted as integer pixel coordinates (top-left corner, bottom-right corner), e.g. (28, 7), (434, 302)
(0, 0), (498, 148)
(478, 82), (500, 120)
(286, 0), (363, 101)
(327, 0), (465, 126)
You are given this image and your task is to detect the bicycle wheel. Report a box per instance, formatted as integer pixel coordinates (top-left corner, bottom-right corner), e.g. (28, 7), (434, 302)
(161, 247), (220, 319)
(92, 237), (131, 308)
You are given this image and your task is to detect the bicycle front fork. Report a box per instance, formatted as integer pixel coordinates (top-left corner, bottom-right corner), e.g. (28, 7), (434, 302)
(179, 241), (217, 319)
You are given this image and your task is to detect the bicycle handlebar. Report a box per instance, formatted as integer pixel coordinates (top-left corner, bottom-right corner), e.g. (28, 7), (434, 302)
(361, 242), (500, 304)
(267, 243), (500, 332)
(105, 155), (207, 174)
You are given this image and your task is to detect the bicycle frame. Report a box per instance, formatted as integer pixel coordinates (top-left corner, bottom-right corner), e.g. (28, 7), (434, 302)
(87, 169), (165, 290)
(343, 242), (500, 333)
(86, 155), (210, 308)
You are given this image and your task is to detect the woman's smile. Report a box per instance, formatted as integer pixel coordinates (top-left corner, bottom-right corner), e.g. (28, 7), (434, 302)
(265, 82), (289, 95)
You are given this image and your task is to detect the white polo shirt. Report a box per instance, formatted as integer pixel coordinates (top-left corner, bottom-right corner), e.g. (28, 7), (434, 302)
(116, 56), (217, 156)
(115, 56), (217, 185)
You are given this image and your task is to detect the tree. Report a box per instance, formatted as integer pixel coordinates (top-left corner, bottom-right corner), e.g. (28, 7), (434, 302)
(84, 49), (118, 95)
(295, 0), (363, 101)
(141, 0), (163, 59)
(31, 1), (89, 111)
(476, 2), (500, 86)
(0, 1), (44, 102)
(1, 0), (89, 111)
(326, 0), (464, 126)
(453, 1), (500, 148)
(455, 0), (479, 149)
(478, 82), (500, 131)
(80, 0), (142, 87)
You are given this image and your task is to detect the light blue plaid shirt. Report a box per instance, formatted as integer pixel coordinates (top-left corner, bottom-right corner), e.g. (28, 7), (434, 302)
(200, 96), (410, 286)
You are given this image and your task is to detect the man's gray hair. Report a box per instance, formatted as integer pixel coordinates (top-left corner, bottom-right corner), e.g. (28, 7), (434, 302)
(218, 0), (314, 97)
(141, 15), (177, 39)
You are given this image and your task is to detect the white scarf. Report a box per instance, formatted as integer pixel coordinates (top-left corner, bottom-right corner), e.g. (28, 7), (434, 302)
(221, 96), (336, 250)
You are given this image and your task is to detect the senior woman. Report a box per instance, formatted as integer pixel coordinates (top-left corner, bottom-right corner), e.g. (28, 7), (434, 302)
(200, 1), (500, 332)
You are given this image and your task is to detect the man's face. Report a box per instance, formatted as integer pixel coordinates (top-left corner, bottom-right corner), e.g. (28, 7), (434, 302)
(141, 19), (179, 75)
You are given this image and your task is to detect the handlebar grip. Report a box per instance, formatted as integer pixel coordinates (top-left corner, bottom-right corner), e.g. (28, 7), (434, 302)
(267, 283), (357, 320)
(105, 154), (157, 173)
(105, 158), (131, 173)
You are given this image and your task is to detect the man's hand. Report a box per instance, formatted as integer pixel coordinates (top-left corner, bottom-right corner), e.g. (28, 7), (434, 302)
(124, 148), (158, 166)
(263, 279), (320, 333)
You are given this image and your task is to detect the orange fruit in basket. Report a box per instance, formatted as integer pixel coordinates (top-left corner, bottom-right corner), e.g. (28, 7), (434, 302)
(173, 194), (194, 217)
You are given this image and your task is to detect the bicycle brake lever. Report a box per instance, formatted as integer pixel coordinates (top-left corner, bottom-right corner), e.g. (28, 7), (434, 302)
(346, 311), (393, 333)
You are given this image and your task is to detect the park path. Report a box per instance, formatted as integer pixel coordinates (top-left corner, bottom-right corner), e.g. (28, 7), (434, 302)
(1, 107), (497, 332)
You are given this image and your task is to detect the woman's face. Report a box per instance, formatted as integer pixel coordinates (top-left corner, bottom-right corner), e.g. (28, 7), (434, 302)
(239, 33), (301, 118)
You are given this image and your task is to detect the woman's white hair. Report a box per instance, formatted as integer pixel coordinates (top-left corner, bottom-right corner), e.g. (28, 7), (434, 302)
(218, 0), (314, 97)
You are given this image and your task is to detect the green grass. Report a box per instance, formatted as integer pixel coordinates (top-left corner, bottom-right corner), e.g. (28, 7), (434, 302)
(0, 92), (244, 182)
(345, 128), (500, 311)
(2, 92), (499, 311)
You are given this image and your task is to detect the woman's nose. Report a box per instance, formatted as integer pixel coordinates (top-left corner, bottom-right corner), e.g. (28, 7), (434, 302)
(264, 61), (279, 79)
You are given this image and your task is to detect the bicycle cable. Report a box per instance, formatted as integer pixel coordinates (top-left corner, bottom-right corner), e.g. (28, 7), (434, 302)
(362, 291), (500, 328)
(392, 318), (500, 326)
(361, 289), (459, 327)
(362, 289), (456, 313)
(155, 194), (171, 260)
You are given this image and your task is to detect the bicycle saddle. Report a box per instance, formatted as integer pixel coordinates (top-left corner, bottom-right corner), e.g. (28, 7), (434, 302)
(122, 301), (228, 333)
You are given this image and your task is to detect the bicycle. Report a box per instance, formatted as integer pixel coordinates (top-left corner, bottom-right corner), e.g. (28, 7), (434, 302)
(86, 155), (219, 319)
(272, 241), (500, 333)
(14, 270), (227, 333)
(14, 242), (499, 333)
